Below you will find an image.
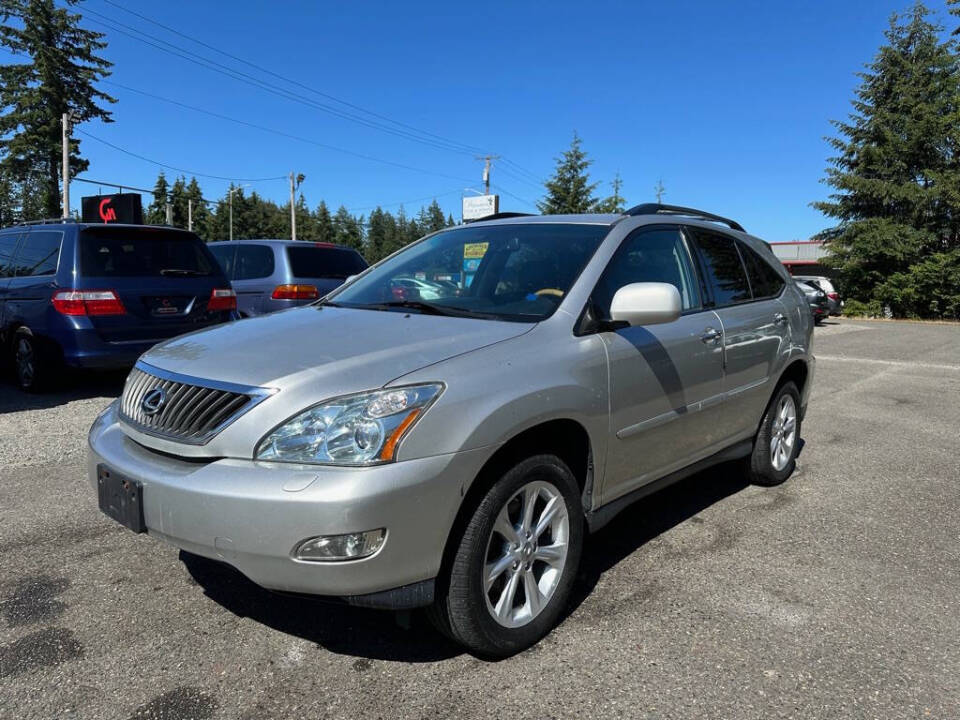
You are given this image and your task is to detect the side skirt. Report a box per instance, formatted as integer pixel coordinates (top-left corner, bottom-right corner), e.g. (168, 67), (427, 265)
(585, 439), (753, 533)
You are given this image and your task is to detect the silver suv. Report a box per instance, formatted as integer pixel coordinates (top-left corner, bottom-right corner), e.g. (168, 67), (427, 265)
(89, 204), (814, 657)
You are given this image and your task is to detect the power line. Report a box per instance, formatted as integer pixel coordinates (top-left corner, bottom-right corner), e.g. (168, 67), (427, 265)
(75, 129), (286, 182)
(100, 80), (478, 186)
(82, 8), (481, 157)
(490, 183), (538, 209)
(97, 0), (490, 157)
(348, 189), (461, 213)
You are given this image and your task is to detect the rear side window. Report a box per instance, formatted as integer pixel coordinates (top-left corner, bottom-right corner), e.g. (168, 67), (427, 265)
(286, 245), (367, 279)
(235, 244), (275, 280)
(79, 228), (214, 277)
(691, 230), (751, 306)
(13, 230), (62, 277)
(0, 232), (20, 277)
(208, 245), (236, 279)
(739, 242), (785, 298)
(593, 227), (701, 314)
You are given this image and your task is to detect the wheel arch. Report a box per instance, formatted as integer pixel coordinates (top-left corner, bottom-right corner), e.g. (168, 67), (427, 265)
(435, 418), (593, 589)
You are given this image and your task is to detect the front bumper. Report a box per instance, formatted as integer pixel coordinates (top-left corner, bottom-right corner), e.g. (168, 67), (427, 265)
(88, 403), (490, 604)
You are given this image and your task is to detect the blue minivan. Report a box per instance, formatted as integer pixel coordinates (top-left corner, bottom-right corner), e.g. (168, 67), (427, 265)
(207, 239), (367, 316)
(0, 221), (236, 391)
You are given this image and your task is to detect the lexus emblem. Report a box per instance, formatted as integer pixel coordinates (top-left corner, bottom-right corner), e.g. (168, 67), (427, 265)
(141, 387), (167, 416)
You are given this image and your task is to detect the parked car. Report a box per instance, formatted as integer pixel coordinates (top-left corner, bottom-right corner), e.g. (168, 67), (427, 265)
(207, 240), (367, 316)
(0, 220), (236, 391)
(389, 275), (457, 301)
(793, 274), (841, 315)
(89, 204), (814, 657)
(795, 279), (829, 325)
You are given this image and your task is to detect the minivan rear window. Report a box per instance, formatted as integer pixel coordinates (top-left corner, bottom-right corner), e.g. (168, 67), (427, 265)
(79, 228), (214, 277)
(286, 245), (367, 279)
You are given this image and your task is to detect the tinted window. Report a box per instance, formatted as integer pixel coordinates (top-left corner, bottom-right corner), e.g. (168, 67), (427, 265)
(739, 242), (785, 298)
(332, 224), (608, 322)
(287, 245), (367, 279)
(0, 231), (20, 278)
(692, 231), (751, 306)
(593, 227), (701, 314)
(208, 244), (236, 279)
(79, 228), (214, 277)
(13, 231), (62, 277)
(235, 244), (275, 280)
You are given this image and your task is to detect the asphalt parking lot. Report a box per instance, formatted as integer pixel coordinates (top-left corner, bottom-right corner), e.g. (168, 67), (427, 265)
(1, 319), (958, 719)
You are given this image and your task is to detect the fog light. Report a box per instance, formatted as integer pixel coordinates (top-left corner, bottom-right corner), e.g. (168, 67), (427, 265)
(294, 529), (386, 562)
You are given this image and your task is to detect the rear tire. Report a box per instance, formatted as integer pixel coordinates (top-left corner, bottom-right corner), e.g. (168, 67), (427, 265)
(13, 331), (58, 393)
(430, 454), (584, 658)
(743, 381), (801, 486)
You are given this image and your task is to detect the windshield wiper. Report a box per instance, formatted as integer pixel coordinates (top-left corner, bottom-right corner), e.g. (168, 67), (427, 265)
(159, 268), (210, 276)
(357, 300), (497, 318)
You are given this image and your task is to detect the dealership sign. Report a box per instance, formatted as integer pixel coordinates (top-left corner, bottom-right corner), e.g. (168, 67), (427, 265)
(81, 193), (144, 224)
(462, 194), (499, 221)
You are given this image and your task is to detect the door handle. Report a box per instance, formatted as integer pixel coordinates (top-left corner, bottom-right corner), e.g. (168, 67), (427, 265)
(700, 327), (722, 344)
(774, 312), (788, 326)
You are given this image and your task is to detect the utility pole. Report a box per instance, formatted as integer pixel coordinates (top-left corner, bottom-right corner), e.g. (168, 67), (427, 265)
(475, 155), (500, 195)
(289, 172), (304, 240)
(188, 199), (193, 232)
(61, 112), (73, 219)
(165, 201), (173, 226)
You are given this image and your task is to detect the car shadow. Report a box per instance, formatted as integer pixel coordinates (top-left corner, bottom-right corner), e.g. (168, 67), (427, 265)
(180, 459), (758, 663)
(0, 370), (126, 415)
(564, 461), (750, 616)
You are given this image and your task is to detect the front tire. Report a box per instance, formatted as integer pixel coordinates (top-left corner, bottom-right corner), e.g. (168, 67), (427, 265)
(743, 381), (801, 486)
(431, 454), (584, 658)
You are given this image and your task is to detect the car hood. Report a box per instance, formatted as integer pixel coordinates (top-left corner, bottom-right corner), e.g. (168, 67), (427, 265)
(141, 305), (533, 392)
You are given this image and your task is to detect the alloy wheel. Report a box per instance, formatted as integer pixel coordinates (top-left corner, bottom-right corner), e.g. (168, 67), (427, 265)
(15, 338), (35, 388)
(483, 480), (570, 628)
(770, 393), (797, 471)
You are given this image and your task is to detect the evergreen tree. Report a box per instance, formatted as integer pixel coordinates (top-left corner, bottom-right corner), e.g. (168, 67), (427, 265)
(447, 213), (456, 227)
(146, 172), (169, 225)
(315, 201), (334, 243)
(169, 176), (188, 228)
(596, 171), (626, 213)
(0, 0), (115, 217)
(366, 206), (388, 261)
(185, 177), (210, 238)
(813, 4), (960, 315)
(537, 132), (599, 214)
(422, 199), (448, 234)
(333, 205), (364, 253)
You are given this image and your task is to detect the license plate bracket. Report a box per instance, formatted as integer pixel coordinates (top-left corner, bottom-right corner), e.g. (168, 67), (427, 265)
(97, 465), (146, 533)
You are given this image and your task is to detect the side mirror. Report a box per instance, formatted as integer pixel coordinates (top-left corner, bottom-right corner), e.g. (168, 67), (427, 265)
(609, 282), (681, 327)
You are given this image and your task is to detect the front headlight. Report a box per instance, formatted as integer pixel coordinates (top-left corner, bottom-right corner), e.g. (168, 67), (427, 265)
(255, 383), (443, 465)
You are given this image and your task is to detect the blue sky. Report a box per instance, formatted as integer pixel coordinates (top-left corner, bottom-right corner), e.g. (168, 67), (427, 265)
(27, 0), (958, 240)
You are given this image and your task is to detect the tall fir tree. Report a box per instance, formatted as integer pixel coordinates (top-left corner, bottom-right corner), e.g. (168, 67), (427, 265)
(813, 3), (960, 315)
(596, 171), (626, 213)
(333, 205), (364, 252)
(0, 0), (115, 217)
(537, 132), (599, 214)
(185, 177), (210, 238)
(315, 200), (334, 243)
(146, 172), (169, 225)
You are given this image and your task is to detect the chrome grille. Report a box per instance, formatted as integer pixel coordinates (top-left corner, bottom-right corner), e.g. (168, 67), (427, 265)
(119, 363), (272, 444)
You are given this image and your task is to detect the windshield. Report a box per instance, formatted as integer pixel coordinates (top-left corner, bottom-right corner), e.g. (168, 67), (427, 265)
(329, 223), (610, 321)
(80, 227), (215, 277)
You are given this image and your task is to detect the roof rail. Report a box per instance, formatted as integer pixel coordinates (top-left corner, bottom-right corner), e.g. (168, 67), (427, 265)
(466, 212), (535, 223)
(623, 203), (744, 232)
(10, 217), (79, 227)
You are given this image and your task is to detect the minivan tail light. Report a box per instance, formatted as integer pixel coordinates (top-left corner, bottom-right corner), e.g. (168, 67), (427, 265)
(828, 292), (839, 301)
(207, 288), (237, 311)
(272, 284), (319, 300)
(52, 290), (126, 316)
